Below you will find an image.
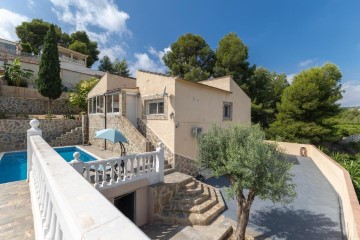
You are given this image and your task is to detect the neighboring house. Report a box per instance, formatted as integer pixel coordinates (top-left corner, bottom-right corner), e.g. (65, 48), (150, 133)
(87, 70), (251, 176)
(0, 37), (104, 88)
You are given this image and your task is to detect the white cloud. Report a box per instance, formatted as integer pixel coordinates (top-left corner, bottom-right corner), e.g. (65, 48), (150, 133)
(27, 0), (35, 8)
(299, 58), (318, 68)
(286, 73), (296, 83)
(0, 9), (29, 41)
(99, 45), (127, 62)
(339, 81), (360, 107)
(129, 47), (169, 76)
(50, 0), (130, 43)
(148, 46), (171, 64)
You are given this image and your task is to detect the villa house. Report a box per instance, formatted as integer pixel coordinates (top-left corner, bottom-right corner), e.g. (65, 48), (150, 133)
(0, 37), (104, 88)
(87, 70), (251, 176)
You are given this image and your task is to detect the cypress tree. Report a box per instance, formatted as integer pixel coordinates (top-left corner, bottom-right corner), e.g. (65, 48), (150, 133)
(36, 24), (62, 115)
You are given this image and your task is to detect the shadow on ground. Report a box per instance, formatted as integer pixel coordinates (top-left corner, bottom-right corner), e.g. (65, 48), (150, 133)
(250, 207), (344, 240)
(140, 223), (186, 240)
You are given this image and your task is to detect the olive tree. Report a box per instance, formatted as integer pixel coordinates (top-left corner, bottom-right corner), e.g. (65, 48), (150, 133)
(197, 124), (296, 240)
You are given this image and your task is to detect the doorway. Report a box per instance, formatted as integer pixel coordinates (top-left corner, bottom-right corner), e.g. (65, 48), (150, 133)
(126, 93), (137, 126)
(114, 192), (135, 223)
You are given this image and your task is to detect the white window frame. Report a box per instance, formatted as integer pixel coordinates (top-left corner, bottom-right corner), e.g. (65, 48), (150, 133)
(146, 99), (165, 115)
(106, 93), (120, 114)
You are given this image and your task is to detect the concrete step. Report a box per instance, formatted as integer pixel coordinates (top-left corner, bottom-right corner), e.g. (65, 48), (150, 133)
(164, 168), (176, 175)
(155, 200), (225, 226)
(177, 182), (204, 197)
(164, 163), (172, 169)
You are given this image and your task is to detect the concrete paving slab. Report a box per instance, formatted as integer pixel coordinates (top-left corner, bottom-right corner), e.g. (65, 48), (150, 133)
(0, 181), (34, 240)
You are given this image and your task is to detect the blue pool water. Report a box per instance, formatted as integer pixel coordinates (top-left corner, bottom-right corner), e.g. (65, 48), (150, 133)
(0, 147), (96, 184)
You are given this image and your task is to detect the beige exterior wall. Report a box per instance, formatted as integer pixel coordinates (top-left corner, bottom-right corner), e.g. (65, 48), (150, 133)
(136, 71), (176, 153)
(88, 73), (136, 98)
(272, 141), (360, 240)
(199, 76), (231, 91)
(174, 78), (251, 158)
(21, 62), (101, 88)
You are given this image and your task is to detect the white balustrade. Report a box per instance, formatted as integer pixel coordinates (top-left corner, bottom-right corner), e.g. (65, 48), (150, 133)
(27, 119), (149, 240)
(78, 142), (164, 190)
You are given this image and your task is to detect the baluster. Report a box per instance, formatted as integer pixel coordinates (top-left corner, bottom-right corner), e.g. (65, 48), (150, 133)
(130, 158), (134, 178)
(109, 161), (115, 185)
(102, 163), (107, 187)
(152, 155), (156, 172)
(86, 165), (90, 182)
(147, 156), (151, 174)
(45, 210), (57, 239)
(116, 160), (121, 182)
(136, 157), (140, 176)
(41, 193), (49, 221)
(54, 223), (62, 240)
(142, 156), (145, 175)
(43, 201), (52, 234)
(94, 164), (99, 188)
(123, 160), (128, 181)
(40, 184), (47, 212)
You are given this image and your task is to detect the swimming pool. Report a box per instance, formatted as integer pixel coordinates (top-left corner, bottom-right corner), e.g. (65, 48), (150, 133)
(0, 147), (97, 184)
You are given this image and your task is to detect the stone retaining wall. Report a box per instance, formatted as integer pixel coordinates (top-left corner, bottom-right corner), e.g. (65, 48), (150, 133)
(88, 114), (148, 155)
(49, 127), (82, 147)
(0, 97), (80, 114)
(174, 154), (198, 177)
(0, 119), (81, 151)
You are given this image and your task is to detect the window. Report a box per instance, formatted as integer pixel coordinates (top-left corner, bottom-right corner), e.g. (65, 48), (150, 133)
(88, 95), (105, 114)
(223, 102), (232, 120)
(106, 94), (120, 113)
(147, 100), (164, 115)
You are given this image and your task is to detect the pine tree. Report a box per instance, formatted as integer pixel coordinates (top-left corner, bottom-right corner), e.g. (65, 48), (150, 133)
(36, 24), (62, 116)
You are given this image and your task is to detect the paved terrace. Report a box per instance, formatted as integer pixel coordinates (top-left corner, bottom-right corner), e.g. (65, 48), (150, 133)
(205, 155), (345, 240)
(0, 181), (34, 240)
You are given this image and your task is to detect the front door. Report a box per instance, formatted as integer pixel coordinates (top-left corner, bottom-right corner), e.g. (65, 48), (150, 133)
(114, 192), (135, 223)
(126, 94), (137, 126)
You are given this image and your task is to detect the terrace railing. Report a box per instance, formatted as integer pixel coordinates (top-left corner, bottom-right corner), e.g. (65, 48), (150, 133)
(70, 144), (164, 190)
(27, 119), (149, 240)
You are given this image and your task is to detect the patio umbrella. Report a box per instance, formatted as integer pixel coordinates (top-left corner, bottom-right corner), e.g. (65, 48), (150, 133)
(95, 128), (128, 156)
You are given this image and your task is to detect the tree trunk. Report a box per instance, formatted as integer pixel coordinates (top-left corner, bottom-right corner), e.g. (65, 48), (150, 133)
(48, 98), (52, 117)
(234, 189), (256, 240)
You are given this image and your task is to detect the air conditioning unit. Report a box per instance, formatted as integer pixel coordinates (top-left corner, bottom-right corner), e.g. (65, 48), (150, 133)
(192, 127), (203, 138)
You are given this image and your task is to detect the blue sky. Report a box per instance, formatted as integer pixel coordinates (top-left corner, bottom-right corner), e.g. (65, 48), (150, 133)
(1, 0), (359, 106)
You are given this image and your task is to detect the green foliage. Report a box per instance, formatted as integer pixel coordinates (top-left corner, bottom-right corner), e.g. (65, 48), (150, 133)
(36, 24), (62, 115)
(98, 55), (114, 72)
(198, 124), (296, 239)
(214, 32), (255, 88)
(268, 63), (343, 143)
(68, 40), (89, 55)
(70, 31), (99, 67)
(97, 56), (130, 76)
(15, 19), (62, 54)
(249, 67), (289, 128)
(332, 108), (360, 136)
(112, 59), (130, 77)
(16, 20), (99, 67)
(323, 149), (360, 200)
(20, 42), (32, 53)
(3, 58), (33, 87)
(69, 77), (99, 112)
(163, 33), (215, 82)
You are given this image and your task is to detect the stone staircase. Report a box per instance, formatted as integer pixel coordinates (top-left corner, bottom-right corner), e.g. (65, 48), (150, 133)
(154, 174), (225, 226)
(164, 159), (176, 175)
(49, 127), (82, 147)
